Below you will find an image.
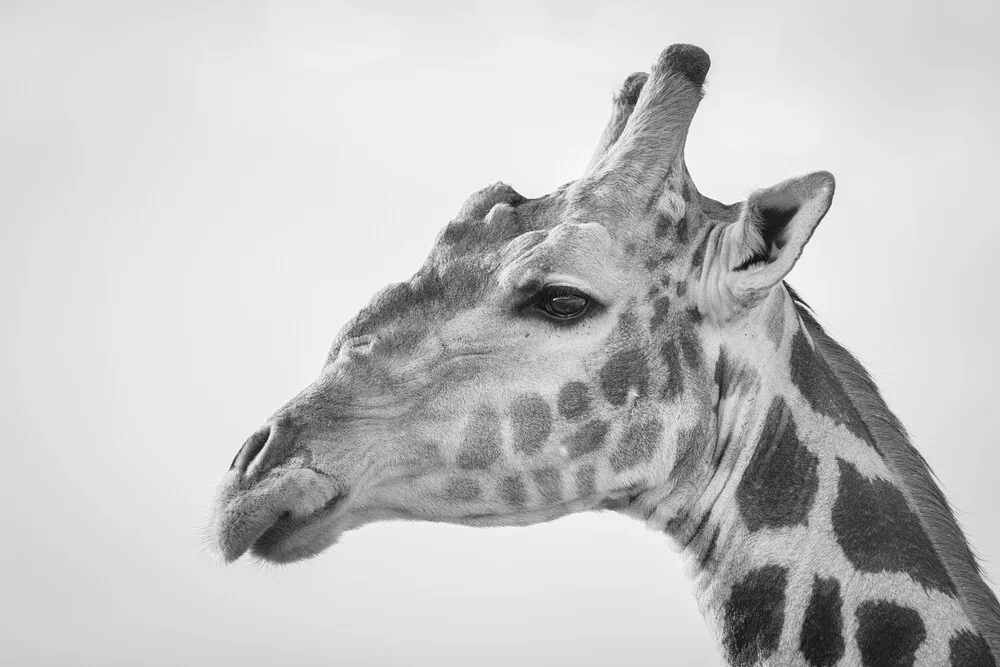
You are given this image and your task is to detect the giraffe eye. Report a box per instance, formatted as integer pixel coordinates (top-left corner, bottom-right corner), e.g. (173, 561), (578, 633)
(536, 286), (591, 321)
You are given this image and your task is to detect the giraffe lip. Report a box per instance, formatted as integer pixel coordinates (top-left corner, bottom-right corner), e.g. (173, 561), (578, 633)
(249, 492), (348, 561)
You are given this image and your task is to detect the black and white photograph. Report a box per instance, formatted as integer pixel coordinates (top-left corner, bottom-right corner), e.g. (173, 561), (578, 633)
(2, 1), (998, 665)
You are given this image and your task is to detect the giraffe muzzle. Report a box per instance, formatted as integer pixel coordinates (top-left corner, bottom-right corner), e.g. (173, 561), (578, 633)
(214, 414), (356, 562)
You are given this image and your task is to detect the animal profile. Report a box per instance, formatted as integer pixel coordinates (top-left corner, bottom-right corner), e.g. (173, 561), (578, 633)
(212, 44), (1000, 666)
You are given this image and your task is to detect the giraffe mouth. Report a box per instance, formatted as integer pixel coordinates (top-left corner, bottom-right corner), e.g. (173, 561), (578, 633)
(213, 466), (351, 564)
(248, 492), (349, 562)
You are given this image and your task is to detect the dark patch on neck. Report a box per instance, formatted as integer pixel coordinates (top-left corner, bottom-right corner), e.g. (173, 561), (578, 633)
(723, 565), (788, 666)
(949, 630), (997, 666)
(855, 600), (925, 667)
(676, 280), (688, 297)
(799, 576), (845, 666)
(790, 327), (879, 452)
(833, 458), (956, 595)
(557, 381), (591, 421)
(599, 349), (651, 406)
(788, 284), (1000, 657)
(736, 396), (819, 532)
(610, 417), (663, 473)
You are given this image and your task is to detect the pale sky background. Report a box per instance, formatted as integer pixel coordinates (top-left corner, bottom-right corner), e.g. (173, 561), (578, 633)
(2, 1), (998, 665)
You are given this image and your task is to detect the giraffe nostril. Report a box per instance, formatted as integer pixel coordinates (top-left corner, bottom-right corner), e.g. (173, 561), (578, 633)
(230, 425), (271, 473)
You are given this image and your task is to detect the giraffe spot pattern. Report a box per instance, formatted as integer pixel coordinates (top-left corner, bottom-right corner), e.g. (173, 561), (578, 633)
(654, 211), (673, 238)
(498, 474), (526, 507)
(609, 417), (663, 473)
(532, 467), (562, 503)
(949, 629), (996, 666)
(676, 280), (688, 297)
(675, 211), (690, 244)
(832, 458), (956, 595)
(558, 382), (591, 421)
(566, 419), (609, 459)
(650, 295), (671, 332)
(445, 477), (482, 501)
(599, 349), (650, 406)
(855, 600), (925, 667)
(790, 328), (879, 452)
(722, 565), (788, 666)
(659, 341), (684, 401)
(508, 393), (552, 455)
(799, 575), (845, 666)
(615, 308), (641, 335)
(456, 408), (502, 470)
(575, 464), (596, 496)
(736, 396), (819, 532)
(677, 323), (703, 369)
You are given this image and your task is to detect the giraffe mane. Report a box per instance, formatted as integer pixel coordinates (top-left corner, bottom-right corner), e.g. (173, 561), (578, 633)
(785, 283), (1000, 659)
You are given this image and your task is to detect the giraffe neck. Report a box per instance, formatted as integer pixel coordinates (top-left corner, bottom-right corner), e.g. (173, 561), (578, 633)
(650, 290), (998, 666)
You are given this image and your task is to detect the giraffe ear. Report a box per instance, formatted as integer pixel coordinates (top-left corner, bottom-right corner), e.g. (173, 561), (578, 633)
(720, 171), (835, 297)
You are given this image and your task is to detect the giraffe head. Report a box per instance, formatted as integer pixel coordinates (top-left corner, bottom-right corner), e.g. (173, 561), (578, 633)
(211, 44), (834, 564)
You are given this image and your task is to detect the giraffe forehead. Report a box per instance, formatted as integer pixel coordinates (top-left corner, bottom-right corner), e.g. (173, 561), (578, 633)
(496, 220), (631, 297)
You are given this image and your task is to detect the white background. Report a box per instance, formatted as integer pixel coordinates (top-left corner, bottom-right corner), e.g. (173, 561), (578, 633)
(2, 1), (998, 665)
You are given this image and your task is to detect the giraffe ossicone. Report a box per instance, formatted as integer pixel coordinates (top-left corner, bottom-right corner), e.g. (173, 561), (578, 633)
(211, 44), (1000, 666)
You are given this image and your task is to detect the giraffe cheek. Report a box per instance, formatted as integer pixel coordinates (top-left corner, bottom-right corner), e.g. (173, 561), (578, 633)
(455, 407), (503, 471)
(508, 393), (552, 455)
(609, 417), (663, 473)
(598, 348), (651, 406)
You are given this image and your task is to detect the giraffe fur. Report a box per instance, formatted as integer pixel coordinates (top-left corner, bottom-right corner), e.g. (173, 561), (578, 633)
(211, 44), (1000, 666)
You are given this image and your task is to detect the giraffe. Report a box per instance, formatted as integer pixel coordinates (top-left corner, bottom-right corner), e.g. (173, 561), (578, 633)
(211, 44), (1000, 666)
